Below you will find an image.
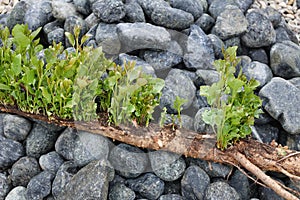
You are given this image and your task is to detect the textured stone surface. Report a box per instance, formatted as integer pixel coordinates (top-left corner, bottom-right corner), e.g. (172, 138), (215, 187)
(73, 130), (110, 166)
(118, 53), (156, 76)
(0, 135), (24, 169)
(73, 0), (91, 15)
(55, 128), (77, 160)
(3, 114), (31, 141)
(25, 171), (54, 200)
(10, 156), (41, 187)
(126, 173), (164, 200)
(242, 61), (273, 87)
(124, 1), (145, 23)
(212, 5), (248, 40)
(195, 13), (215, 33)
(92, 0), (125, 23)
(23, 1), (53, 30)
(109, 183), (136, 200)
(229, 170), (251, 200)
(95, 23), (120, 55)
(194, 107), (214, 134)
(181, 165), (210, 200)
(204, 181), (240, 200)
(52, 161), (79, 199)
(117, 22), (171, 52)
(184, 25), (215, 70)
(270, 40), (300, 79)
(149, 150), (186, 182)
(58, 159), (114, 200)
(26, 123), (60, 158)
(169, 0), (203, 19)
(208, 0), (236, 19)
(160, 69), (196, 113)
(254, 124), (279, 144)
(196, 69), (220, 86)
(241, 10), (276, 48)
(259, 77), (300, 134)
(0, 173), (11, 199)
(136, 0), (170, 17)
(39, 151), (64, 173)
(159, 194), (185, 200)
(51, 0), (78, 20)
(4, 186), (26, 200)
(109, 143), (148, 178)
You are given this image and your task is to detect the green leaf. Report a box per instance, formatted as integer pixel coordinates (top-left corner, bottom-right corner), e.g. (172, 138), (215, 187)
(40, 87), (51, 104)
(65, 32), (75, 47)
(11, 54), (22, 76)
(0, 83), (10, 90)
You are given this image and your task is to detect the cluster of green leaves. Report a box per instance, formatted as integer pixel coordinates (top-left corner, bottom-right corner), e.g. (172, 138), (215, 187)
(200, 46), (263, 150)
(102, 62), (164, 126)
(0, 24), (165, 126)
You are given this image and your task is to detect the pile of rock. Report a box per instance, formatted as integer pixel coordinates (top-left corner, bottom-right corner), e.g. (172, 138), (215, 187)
(0, 0), (300, 199)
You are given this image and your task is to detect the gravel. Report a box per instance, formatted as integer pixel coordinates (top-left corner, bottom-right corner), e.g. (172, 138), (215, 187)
(0, 0), (300, 199)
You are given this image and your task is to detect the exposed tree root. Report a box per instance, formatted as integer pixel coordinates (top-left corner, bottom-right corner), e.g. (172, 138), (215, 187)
(1, 106), (300, 199)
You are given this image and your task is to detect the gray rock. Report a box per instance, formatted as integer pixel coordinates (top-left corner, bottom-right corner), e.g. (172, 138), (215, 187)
(151, 6), (194, 30)
(195, 13), (215, 33)
(95, 23), (121, 55)
(183, 25), (215, 70)
(259, 77), (300, 134)
(289, 77), (300, 89)
(0, 114), (3, 136)
(73, 130), (110, 166)
(181, 165), (210, 200)
(192, 91), (209, 111)
(25, 171), (54, 200)
(287, 134), (300, 151)
(117, 22), (171, 52)
(0, 173), (11, 199)
(30, 119), (65, 133)
(126, 173), (164, 200)
(92, 0), (125, 23)
(242, 61), (273, 87)
(43, 20), (64, 35)
(141, 41), (183, 70)
(207, 34), (225, 59)
(10, 156), (41, 187)
(234, 0), (254, 13)
(169, 0), (203, 19)
(6, 1), (29, 29)
(124, 1), (146, 22)
(204, 181), (240, 200)
(0, 135), (24, 169)
(51, 0), (79, 20)
(263, 6), (282, 27)
(26, 123), (60, 158)
(189, 159), (232, 178)
(208, 0), (236, 19)
(149, 150), (186, 181)
(47, 28), (65, 45)
(109, 183), (136, 200)
(85, 13), (100, 29)
(159, 69), (196, 113)
(253, 124), (279, 145)
(194, 107), (214, 134)
(24, 1), (53, 31)
(241, 10), (276, 48)
(159, 194), (184, 200)
(136, 0), (170, 17)
(224, 37), (243, 55)
(51, 161), (79, 198)
(258, 184), (284, 200)
(270, 41), (300, 79)
(73, 0), (92, 15)
(39, 151), (64, 173)
(229, 170), (251, 200)
(118, 53), (156, 76)
(275, 27), (295, 43)
(55, 128), (77, 160)
(276, 18), (299, 44)
(163, 180), (181, 195)
(248, 49), (269, 65)
(212, 5), (248, 40)
(196, 69), (220, 86)
(109, 143), (148, 178)
(58, 159), (114, 200)
(3, 114), (31, 141)
(4, 186), (26, 200)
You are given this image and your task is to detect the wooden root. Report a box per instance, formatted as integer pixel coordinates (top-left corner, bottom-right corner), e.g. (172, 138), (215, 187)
(1, 106), (300, 199)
